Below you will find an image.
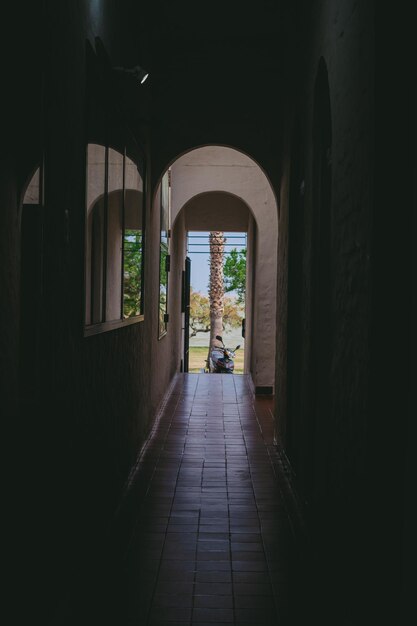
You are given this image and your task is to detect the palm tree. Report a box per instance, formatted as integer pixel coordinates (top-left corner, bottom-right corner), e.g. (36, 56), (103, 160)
(208, 231), (225, 354)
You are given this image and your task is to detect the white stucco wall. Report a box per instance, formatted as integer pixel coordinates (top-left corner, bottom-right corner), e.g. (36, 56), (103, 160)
(170, 146), (278, 389)
(183, 191), (250, 232)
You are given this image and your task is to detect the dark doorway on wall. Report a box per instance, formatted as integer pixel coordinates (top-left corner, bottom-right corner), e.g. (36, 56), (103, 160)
(19, 166), (44, 404)
(308, 57), (333, 508)
(287, 117), (305, 479)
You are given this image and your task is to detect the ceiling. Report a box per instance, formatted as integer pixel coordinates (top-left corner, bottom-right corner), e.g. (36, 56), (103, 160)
(116, 0), (289, 183)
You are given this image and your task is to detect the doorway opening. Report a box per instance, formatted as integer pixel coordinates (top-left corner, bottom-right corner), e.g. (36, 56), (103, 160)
(157, 145), (278, 392)
(186, 230), (246, 374)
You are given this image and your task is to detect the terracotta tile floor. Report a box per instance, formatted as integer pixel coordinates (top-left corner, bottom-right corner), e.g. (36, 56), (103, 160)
(67, 374), (306, 625)
(109, 374), (302, 625)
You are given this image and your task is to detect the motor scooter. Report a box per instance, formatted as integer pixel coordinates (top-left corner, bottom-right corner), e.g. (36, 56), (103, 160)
(207, 335), (240, 373)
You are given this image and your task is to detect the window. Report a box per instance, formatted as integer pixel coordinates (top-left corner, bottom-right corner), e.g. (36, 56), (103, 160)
(84, 141), (145, 334)
(158, 170), (170, 337)
(124, 148), (144, 319)
(84, 46), (146, 336)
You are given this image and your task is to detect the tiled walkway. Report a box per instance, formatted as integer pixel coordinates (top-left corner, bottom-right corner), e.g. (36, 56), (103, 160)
(67, 374), (304, 624)
(112, 374), (301, 625)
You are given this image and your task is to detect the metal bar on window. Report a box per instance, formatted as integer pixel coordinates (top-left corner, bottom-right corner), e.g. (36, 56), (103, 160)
(121, 150), (126, 320)
(102, 145), (109, 323)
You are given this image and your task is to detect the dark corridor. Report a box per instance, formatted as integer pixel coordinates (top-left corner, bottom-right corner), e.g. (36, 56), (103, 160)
(65, 374), (304, 626)
(3, 2), (415, 626)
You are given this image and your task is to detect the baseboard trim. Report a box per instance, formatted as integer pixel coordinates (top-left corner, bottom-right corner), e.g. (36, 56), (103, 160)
(247, 375), (275, 396)
(255, 385), (274, 395)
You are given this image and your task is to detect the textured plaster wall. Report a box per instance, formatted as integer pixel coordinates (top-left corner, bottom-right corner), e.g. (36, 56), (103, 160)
(367, 6), (416, 623)
(150, 182), (185, 413)
(246, 215), (256, 379)
(3, 2), (176, 620)
(171, 210), (188, 373)
(312, 2), (373, 506)
(277, 0), (374, 500)
(0, 164), (20, 426)
(183, 192), (250, 232)
(170, 146), (278, 389)
(275, 156), (290, 444)
(273, 1), (411, 622)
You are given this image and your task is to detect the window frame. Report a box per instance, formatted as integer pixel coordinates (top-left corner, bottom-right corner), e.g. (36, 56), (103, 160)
(158, 170), (171, 339)
(83, 140), (146, 337)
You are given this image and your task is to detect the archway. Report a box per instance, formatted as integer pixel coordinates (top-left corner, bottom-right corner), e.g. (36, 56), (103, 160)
(154, 145), (279, 392)
(179, 191), (251, 374)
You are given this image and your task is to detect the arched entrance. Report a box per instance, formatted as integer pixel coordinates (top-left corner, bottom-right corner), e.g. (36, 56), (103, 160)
(179, 191), (251, 374)
(154, 145), (279, 393)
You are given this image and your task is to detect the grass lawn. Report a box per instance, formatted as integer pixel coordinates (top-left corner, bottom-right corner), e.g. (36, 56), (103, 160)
(188, 346), (245, 373)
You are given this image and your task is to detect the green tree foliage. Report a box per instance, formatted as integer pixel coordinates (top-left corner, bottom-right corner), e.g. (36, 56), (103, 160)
(159, 241), (168, 332)
(123, 230), (142, 318)
(189, 289), (243, 337)
(224, 248), (246, 304)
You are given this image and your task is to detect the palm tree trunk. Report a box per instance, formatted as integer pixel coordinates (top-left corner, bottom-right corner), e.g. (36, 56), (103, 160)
(208, 231), (225, 360)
